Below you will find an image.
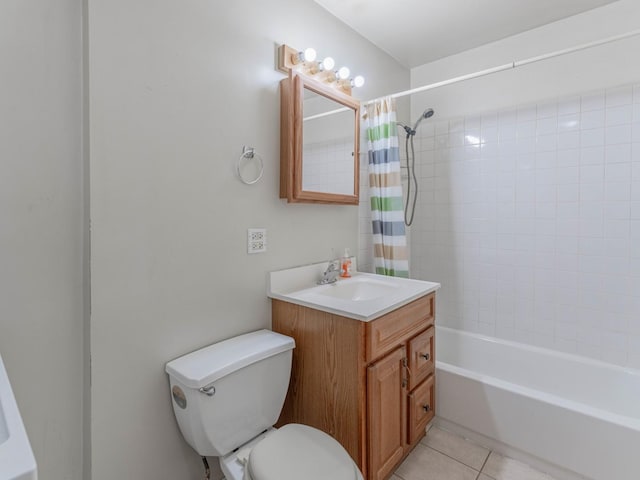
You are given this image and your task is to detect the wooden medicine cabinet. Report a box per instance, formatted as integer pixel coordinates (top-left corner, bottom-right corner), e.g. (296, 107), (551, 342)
(280, 73), (360, 204)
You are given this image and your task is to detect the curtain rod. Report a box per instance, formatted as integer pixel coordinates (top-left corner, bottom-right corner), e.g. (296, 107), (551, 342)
(303, 28), (640, 122)
(364, 28), (640, 105)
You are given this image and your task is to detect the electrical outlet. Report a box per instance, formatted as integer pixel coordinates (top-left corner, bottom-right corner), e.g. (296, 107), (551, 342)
(247, 228), (267, 254)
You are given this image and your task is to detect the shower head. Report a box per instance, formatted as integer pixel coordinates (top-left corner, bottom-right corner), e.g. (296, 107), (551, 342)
(397, 108), (435, 138)
(412, 108), (435, 131)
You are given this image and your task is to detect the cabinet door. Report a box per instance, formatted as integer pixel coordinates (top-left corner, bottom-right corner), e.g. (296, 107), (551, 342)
(408, 374), (435, 445)
(367, 346), (406, 480)
(407, 326), (435, 390)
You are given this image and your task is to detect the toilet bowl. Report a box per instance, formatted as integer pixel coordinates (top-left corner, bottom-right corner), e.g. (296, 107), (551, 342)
(220, 424), (363, 480)
(165, 329), (364, 480)
(244, 424), (362, 480)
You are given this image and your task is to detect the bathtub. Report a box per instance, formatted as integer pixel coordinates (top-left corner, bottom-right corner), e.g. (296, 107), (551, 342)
(435, 326), (640, 480)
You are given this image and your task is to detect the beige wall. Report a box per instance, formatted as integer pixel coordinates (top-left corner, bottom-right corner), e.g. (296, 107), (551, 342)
(0, 1), (85, 479)
(87, 0), (408, 478)
(410, 0), (640, 119)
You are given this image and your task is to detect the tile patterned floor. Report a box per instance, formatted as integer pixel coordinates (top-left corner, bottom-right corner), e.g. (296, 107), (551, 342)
(391, 427), (558, 480)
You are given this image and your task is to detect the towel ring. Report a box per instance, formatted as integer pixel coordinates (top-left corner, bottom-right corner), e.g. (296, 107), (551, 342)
(237, 146), (264, 185)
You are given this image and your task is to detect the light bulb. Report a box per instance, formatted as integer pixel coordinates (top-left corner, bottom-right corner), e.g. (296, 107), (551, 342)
(303, 47), (317, 62)
(321, 56), (335, 71)
(337, 66), (350, 80)
(353, 75), (365, 88)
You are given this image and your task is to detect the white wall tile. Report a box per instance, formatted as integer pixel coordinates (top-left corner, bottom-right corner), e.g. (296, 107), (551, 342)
(605, 182), (630, 202)
(516, 137), (535, 155)
(580, 164), (604, 184)
(557, 166), (579, 185)
(558, 113), (580, 132)
(517, 120), (536, 138)
(558, 131), (580, 150)
(606, 105), (633, 126)
(537, 100), (558, 119)
(581, 128), (605, 147)
(558, 148), (580, 167)
(605, 124), (633, 145)
(557, 183), (579, 202)
(558, 96), (581, 115)
(537, 117), (558, 135)
(517, 105), (536, 122)
(582, 91), (605, 111)
(580, 183), (604, 202)
(580, 147), (604, 166)
(409, 82), (640, 370)
(601, 332), (628, 366)
(481, 126), (499, 144)
(605, 144), (632, 164)
(536, 133), (558, 152)
(606, 162), (632, 182)
(498, 122), (517, 141)
(604, 202), (630, 220)
(581, 109), (605, 130)
(606, 86), (633, 107)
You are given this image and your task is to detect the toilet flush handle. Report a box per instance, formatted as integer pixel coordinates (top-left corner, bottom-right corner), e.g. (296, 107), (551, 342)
(199, 385), (216, 397)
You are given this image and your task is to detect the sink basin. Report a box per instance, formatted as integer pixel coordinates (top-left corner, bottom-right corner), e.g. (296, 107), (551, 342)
(268, 263), (440, 321)
(0, 353), (37, 480)
(315, 276), (401, 301)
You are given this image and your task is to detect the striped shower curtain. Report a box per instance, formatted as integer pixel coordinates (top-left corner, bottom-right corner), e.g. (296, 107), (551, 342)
(365, 98), (409, 277)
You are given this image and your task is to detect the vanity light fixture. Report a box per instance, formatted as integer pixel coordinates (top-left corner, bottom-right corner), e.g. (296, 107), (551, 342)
(277, 44), (365, 96)
(293, 47), (317, 64)
(302, 56), (336, 76)
(320, 56), (335, 71)
(337, 66), (350, 80)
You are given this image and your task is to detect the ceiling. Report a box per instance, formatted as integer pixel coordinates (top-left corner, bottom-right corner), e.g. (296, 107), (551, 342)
(314, 0), (621, 68)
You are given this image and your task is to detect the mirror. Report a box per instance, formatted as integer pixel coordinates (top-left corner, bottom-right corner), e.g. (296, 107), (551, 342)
(280, 73), (360, 204)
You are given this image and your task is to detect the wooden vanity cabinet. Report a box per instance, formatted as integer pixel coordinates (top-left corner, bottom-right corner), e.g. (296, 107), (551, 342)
(272, 292), (436, 480)
(367, 346), (407, 480)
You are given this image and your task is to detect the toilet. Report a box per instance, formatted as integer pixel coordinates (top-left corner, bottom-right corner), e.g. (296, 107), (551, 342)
(165, 329), (364, 480)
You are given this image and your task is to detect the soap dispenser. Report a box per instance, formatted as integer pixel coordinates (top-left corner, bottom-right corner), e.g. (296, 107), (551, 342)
(340, 248), (352, 278)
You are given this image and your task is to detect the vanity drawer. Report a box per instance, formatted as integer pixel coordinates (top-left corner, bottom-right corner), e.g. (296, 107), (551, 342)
(366, 293), (434, 362)
(407, 326), (435, 390)
(408, 374), (435, 445)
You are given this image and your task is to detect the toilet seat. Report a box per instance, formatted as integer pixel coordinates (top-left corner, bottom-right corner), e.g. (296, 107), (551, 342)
(247, 424), (360, 480)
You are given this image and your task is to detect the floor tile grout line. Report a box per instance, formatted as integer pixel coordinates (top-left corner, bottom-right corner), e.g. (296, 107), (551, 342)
(422, 438), (491, 473)
(476, 449), (493, 480)
(422, 444), (483, 475)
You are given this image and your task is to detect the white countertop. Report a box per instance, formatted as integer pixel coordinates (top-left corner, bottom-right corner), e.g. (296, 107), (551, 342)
(268, 262), (440, 322)
(0, 352), (37, 480)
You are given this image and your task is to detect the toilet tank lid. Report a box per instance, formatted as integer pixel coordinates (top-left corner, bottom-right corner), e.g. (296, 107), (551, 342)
(165, 329), (295, 389)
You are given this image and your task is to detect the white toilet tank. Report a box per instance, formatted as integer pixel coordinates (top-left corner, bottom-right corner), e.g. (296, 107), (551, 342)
(165, 329), (295, 457)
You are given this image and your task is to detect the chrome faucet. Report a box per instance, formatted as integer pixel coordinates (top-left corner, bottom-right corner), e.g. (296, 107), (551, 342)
(318, 259), (341, 285)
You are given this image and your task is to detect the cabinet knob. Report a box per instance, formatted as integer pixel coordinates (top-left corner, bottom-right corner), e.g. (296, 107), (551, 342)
(420, 353), (430, 361)
(423, 404), (431, 412)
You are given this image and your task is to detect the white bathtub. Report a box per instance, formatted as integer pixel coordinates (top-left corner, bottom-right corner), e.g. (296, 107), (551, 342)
(435, 326), (640, 480)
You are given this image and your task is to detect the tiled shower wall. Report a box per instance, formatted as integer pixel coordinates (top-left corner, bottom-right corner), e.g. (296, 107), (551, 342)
(358, 83), (640, 368)
(406, 82), (640, 368)
(303, 136), (355, 195)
